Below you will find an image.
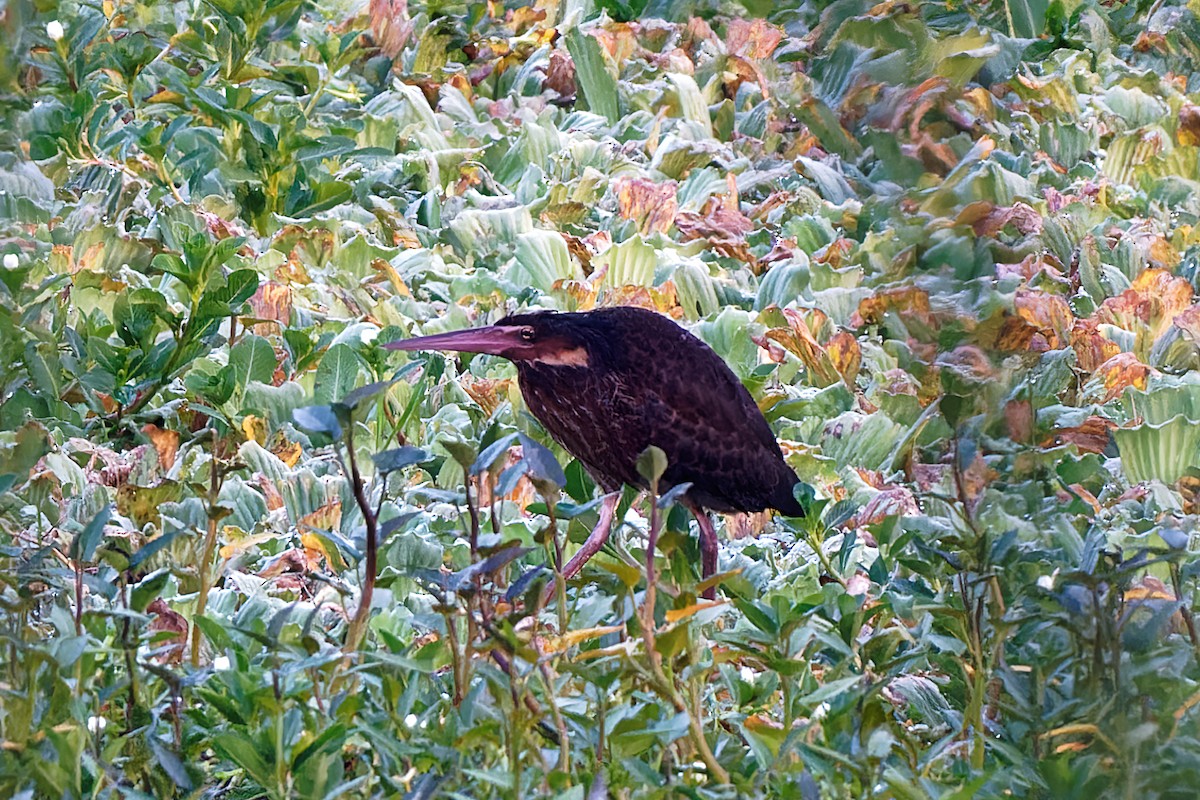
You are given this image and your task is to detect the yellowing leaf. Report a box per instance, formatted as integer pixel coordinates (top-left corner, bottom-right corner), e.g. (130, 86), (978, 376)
(141, 424), (179, 472)
(241, 414), (267, 445)
(298, 498), (342, 535)
(663, 599), (728, 624)
(269, 436), (303, 468)
(614, 176), (677, 236)
(219, 530), (276, 561)
(541, 624), (624, 654)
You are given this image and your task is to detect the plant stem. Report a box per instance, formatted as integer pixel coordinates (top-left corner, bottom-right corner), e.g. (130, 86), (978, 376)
(273, 669), (287, 799)
(1170, 562), (1200, 659)
(533, 642), (570, 773)
(638, 493), (728, 783)
(192, 429), (222, 667)
(342, 425), (379, 655)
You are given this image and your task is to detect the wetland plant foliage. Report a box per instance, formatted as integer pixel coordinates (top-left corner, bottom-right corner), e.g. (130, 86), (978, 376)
(3, 0), (1200, 796)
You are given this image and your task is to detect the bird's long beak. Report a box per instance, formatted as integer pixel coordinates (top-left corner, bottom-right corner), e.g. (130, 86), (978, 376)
(382, 325), (526, 356)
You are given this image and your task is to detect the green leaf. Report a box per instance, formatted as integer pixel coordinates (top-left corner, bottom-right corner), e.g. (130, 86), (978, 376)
(70, 504), (113, 563)
(292, 722), (347, 772)
(293, 405), (343, 439)
(229, 334), (277, 396)
(565, 26), (619, 124)
(314, 343), (365, 405)
(211, 732), (274, 789)
(471, 432), (519, 476)
(636, 446), (668, 490)
(1007, 0), (1049, 38)
(198, 269), (260, 319)
(518, 433), (566, 489)
(150, 253), (195, 287)
(186, 364), (236, 406)
(373, 446), (432, 473)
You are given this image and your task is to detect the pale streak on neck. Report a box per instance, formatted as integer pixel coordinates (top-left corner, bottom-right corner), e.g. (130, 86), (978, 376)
(530, 346), (589, 367)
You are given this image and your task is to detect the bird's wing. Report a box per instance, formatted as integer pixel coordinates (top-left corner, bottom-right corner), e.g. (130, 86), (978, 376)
(622, 324), (799, 513)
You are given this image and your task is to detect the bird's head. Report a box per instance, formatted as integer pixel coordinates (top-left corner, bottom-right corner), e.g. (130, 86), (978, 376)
(383, 311), (591, 367)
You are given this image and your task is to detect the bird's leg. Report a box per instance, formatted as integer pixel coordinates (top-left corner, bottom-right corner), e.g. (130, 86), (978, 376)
(688, 504), (720, 601)
(544, 492), (620, 606)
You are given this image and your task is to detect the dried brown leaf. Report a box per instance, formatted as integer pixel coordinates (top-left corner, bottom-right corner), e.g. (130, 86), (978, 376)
(1042, 415), (1116, 454)
(1178, 103), (1200, 147)
(826, 330), (862, 386)
(614, 176), (678, 235)
(147, 598), (188, 664)
(249, 282), (292, 334)
(1070, 318), (1122, 372)
(369, 0), (413, 57)
(141, 424), (179, 472)
(725, 18), (783, 60)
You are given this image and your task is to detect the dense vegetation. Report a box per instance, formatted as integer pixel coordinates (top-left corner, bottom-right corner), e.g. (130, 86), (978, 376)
(3, 0), (1200, 795)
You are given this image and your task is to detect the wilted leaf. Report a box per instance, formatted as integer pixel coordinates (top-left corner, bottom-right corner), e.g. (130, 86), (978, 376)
(540, 624), (624, 654)
(614, 177), (678, 236)
(141, 424), (179, 471)
(674, 186), (755, 262)
(369, 0), (414, 57)
(1043, 416), (1116, 454)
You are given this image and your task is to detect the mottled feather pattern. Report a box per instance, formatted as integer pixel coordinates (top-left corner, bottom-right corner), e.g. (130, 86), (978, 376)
(510, 307), (804, 516)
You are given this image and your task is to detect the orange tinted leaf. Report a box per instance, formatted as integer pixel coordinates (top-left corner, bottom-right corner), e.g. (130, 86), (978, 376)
(545, 50), (576, 100)
(1174, 305), (1200, 337)
(614, 176), (678, 236)
(1042, 415), (1116, 454)
(851, 487), (920, 527)
(1005, 399), (1034, 443)
(372, 258), (411, 297)
(603, 284), (680, 315)
(958, 201), (1043, 237)
(258, 549), (309, 579)
(301, 531), (341, 571)
(1096, 352), (1151, 401)
(995, 316), (1038, 352)
(763, 307), (841, 387)
(663, 600), (728, 624)
(1131, 268), (1193, 333)
(141, 424), (179, 472)
(298, 498), (342, 535)
(1070, 319), (1122, 372)
(146, 598), (188, 663)
(852, 286), (934, 329)
(249, 282), (292, 333)
(1066, 483), (1101, 513)
(1093, 268), (1193, 343)
(725, 18), (784, 60)
(541, 624), (624, 654)
(674, 188), (755, 262)
(826, 331), (861, 386)
(219, 530), (276, 561)
(269, 436), (303, 468)
(1178, 102), (1200, 147)
(241, 415), (267, 445)
(1000, 288), (1073, 351)
(369, 0), (414, 58)
(256, 474), (286, 511)
(460, 376), (513, 417)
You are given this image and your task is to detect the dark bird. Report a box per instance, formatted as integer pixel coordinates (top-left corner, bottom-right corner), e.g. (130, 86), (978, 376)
(385, 306), (805, 598)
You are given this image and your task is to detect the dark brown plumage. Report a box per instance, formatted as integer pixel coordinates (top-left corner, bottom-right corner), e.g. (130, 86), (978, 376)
(385, 306), (806, 596)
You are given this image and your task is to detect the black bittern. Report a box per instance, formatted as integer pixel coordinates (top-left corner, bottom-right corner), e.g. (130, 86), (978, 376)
(385, 306), (805, 599)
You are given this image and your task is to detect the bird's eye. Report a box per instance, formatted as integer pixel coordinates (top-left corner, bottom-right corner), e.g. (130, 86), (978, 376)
(519, 327), (535, 341)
